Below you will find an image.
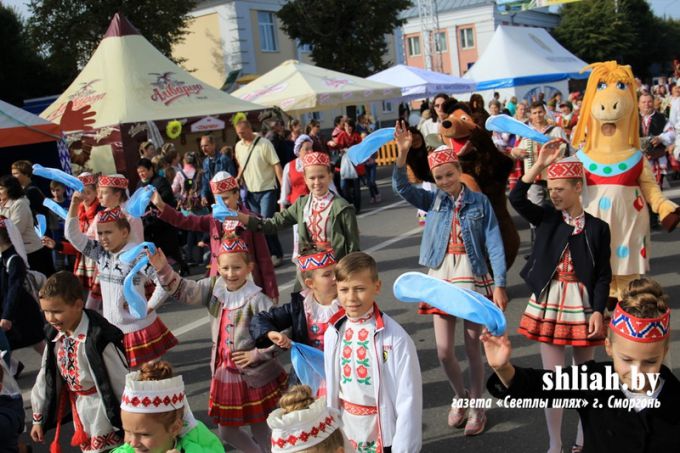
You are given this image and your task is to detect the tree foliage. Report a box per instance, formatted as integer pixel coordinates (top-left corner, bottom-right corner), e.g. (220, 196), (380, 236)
(26, 0), (196, 92)
(277, 0), (411, 77)
(0, 5), (61, 105)
(553, 0), (680, 77)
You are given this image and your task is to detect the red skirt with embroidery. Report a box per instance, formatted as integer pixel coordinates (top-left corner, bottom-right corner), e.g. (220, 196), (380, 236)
(123, 317), (178, 368)
(209, 367), (287, 426)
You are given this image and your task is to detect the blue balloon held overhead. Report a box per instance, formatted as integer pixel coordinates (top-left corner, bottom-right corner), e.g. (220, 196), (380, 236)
(32, 164), (84, 192)
(485, 114), (551, 145)
(290, 341), (326, 395)
(43, 198), (68, 220)
(123, 256), (151, 319)
(347, 128), (396, 166)
(211, 195), (238, 222)
(393, 272), (506, 336)
(34, 214), (47, 238)
(127, 186), (156, 218)
(119, 241), (157, 264)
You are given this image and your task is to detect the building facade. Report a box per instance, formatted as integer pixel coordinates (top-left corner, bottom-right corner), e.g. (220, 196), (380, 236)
(399, 0), (560, 77)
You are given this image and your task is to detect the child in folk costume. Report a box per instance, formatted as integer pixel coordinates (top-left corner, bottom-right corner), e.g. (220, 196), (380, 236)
(392, 123), (507, 435)
(231, 152), (360, 267)
(268, 385), (347, 453)
(64, 194), (177, 369)
(152, 171), (279, 300)
(89, 175), (144, 244)
(148, 237), (287, 452)
(114, 361), (224, 453)
(42, 172), (105, 310)
(251, 247), (340, 352)
(508, 146), (612, 453)
(484, 278), (680, 453)
(31, 271), (129, 453)
(324, 252), (422, 453)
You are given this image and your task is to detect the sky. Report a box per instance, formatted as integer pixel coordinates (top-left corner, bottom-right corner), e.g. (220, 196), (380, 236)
(3, 0), (680, 20)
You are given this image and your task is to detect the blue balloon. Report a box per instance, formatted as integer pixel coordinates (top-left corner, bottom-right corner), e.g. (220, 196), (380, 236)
(43, 198), (68, 220)
(485, 114), (551, 145)
(123, 256), (151, 319)
(127, 186), (156, 218)
(34, 214), (47, 237)
(290, 341), (326, 395)
(211, 195), (238, 222)
(393, 272), (506, 336)
(32, 164), (84, 192)
(347, 128), (396, 166)
(119, 242), (157, 264)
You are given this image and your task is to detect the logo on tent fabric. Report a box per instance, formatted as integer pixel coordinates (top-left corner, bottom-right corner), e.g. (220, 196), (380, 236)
(323, 77), (349, 89)
(46, 79), (106, 122)
(149, 72), (204, 106)
(240, 83), (288, 102)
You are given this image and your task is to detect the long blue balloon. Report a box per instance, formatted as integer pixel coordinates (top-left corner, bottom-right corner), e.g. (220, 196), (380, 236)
(34, 214), (47, 237)
(485, 114), (551, 145)
(43, 198), (68, 220)
(347, 128), (396, 166)
(127, 186), (156, 218)
(123, 256), (151, 319)
(393, 272), (506, 336)
(32, 164), (84, 192)
(290, 341), (326, 395)
(211, 195), (238, 222)
(119, 242), (157, 264)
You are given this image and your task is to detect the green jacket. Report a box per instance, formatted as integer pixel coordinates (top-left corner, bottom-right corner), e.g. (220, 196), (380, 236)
(112, 420), (224, 453)
(246, 193), (360, 259)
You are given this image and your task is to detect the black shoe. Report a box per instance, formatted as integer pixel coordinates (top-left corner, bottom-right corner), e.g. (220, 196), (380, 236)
(13, 361), (24, 379)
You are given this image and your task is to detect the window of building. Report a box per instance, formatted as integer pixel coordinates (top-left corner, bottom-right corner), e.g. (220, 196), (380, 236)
(257, 11), (278, 52)
(459, 27), (474, 49)
(311, 111), (322, 121)
(382, 100), (393, 112)
(434, 31), (447, 52)
(298, 40), (312, 53)
(407, 36), (421, 56)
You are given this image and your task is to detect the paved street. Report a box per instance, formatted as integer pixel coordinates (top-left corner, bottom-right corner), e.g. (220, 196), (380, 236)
(15, 167), (680, 452)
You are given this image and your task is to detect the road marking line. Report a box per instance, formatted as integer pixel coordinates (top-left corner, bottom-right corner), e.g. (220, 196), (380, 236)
(357, 200), (407, 219)
(174, 225), (422, 338)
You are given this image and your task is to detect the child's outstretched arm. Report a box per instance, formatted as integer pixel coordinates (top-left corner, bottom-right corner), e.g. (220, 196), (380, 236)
(64, 192), (104, 260)
(30, 346), (49, 443)
(147, 248), (212, 307)
(151, 190), (212, 233)
(392, 120), (436, 211)
(249, 303), (296, 348)
(480, 330), (516, 388)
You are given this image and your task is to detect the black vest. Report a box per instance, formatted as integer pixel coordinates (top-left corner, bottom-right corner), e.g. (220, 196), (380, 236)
(40, 309), (127, 431)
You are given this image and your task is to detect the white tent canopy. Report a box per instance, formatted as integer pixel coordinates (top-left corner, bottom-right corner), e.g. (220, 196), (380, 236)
(464, 25), (589, 91)
(232, 60), (401, 113)
(368, 64), (475, 100)
(41, 13), (262, 129)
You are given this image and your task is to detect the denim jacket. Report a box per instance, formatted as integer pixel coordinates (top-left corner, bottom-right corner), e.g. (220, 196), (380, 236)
(392, 166), (506, 287)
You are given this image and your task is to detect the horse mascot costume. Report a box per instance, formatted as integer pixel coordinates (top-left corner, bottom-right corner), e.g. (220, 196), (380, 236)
(572, 61), (680, 301)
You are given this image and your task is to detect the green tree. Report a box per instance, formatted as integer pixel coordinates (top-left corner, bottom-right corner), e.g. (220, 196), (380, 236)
(26, 0), (196, 91)
(553, 0), (674, 77)
(0, 5), (60, 105)
(277, 0), (411, 76)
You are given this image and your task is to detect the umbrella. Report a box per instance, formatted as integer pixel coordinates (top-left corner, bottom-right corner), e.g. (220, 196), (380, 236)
(368, 64), (475, 100)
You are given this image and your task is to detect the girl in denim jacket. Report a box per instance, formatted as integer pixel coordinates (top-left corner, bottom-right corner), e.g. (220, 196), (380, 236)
(392, 121), (508, 436)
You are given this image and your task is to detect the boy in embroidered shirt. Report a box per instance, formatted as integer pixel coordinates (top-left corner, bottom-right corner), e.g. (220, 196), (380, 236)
(31, 271), (129, 453)
(324, 252), (422, 453)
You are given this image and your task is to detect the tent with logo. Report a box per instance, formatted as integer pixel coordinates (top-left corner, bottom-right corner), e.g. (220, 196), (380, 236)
(463, 25), (589, 103)
(0, 99), (67, 181)
(41, 13), (263, 184)
(232, 59), (401, 113)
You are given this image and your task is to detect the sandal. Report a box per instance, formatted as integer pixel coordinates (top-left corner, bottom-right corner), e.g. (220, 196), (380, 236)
(464, 408), (487, 436)
(448, 390), (469, 428)
(571, 445), (583, 453)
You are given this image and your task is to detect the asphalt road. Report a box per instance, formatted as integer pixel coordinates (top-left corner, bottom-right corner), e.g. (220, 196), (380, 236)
(14, 166), (680, 452)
